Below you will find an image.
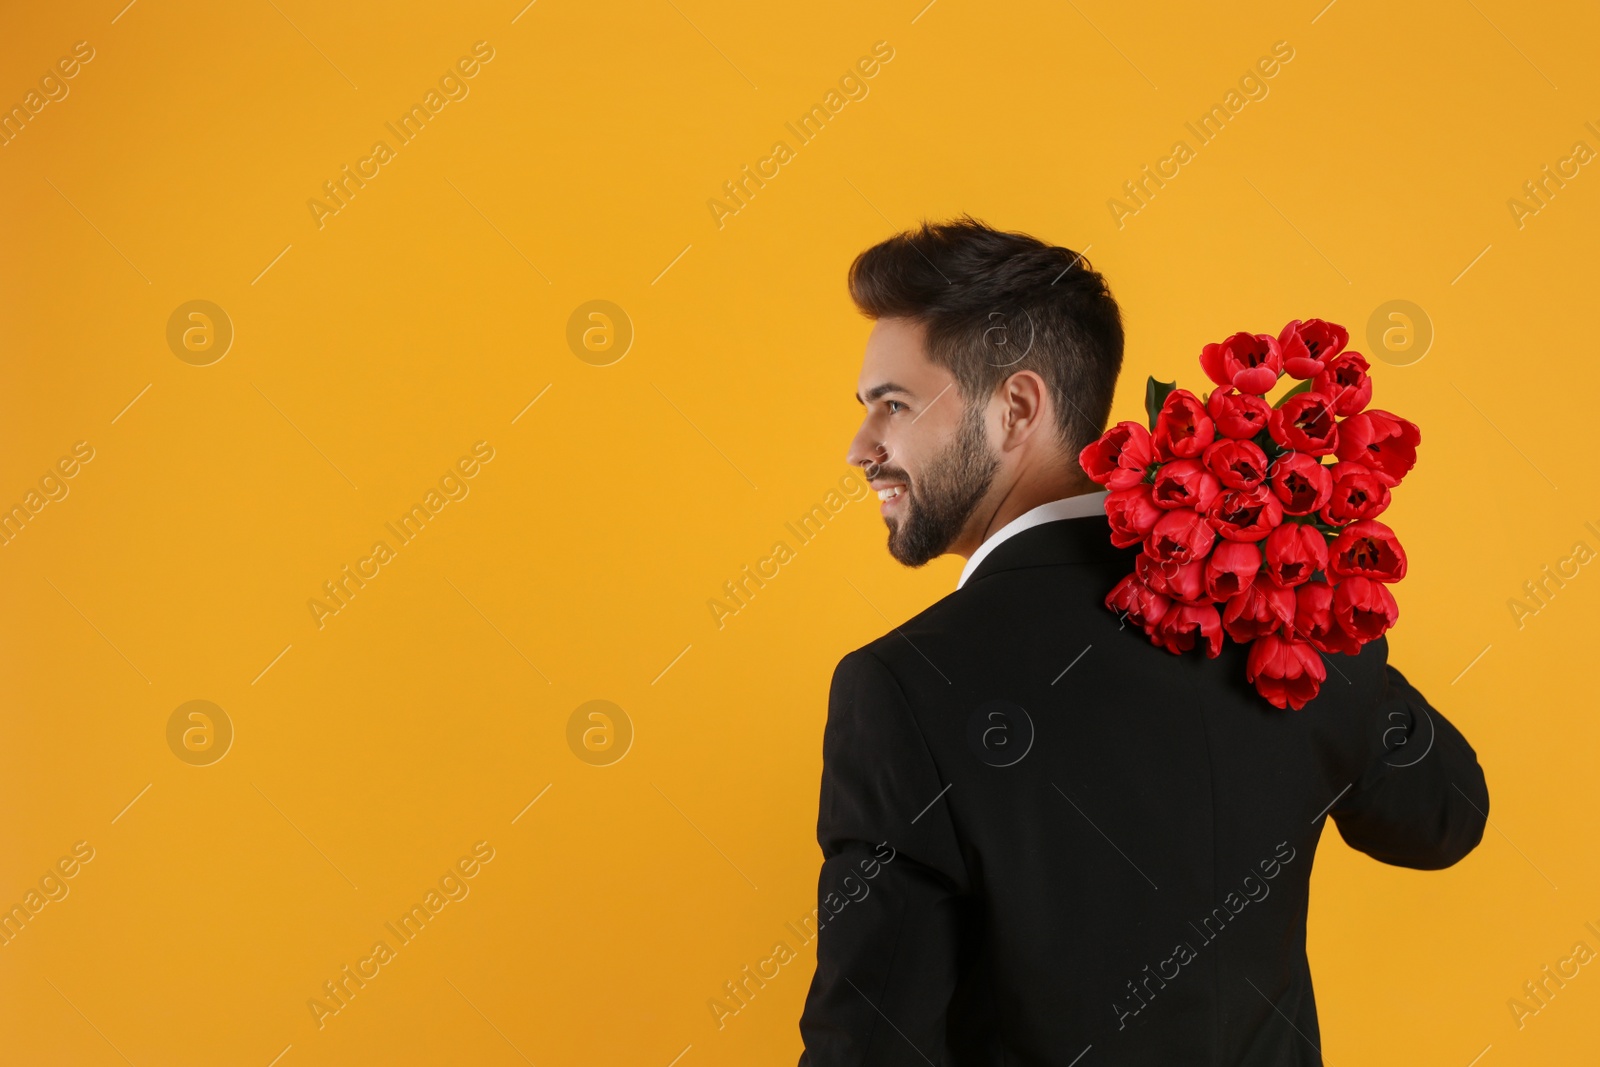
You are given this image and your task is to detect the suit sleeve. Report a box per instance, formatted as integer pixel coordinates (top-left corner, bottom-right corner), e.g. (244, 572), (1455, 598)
(797, 649), (971, 1067)
(1328, 637), (1490, 870)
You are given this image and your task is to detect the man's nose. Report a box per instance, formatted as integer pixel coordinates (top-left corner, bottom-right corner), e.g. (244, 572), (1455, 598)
(846, 420), (887, 472)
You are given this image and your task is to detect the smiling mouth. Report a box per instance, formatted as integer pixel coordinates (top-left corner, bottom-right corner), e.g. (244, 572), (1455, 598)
(876, 486), (905, 501)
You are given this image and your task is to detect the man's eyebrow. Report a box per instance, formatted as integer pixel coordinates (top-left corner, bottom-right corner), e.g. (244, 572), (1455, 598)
(855, 382), (915, 405)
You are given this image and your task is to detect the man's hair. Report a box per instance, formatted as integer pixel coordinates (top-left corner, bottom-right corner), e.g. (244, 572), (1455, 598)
(847, 215), (1124, 458)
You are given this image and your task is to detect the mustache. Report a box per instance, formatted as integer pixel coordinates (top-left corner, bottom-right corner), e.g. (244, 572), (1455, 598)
(864, 462), (910, 485)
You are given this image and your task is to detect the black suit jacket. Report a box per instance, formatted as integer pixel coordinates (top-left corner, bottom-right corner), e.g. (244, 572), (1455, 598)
(798, 513), (1488, 1066)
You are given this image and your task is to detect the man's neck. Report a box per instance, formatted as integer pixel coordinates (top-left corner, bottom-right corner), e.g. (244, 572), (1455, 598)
(952, 468), (1097, 561)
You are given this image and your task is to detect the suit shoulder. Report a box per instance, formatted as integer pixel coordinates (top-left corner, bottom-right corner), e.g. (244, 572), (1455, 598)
(838, 577), (1054, 694)
(838, 585), (969, 674)
(829, 640), (897, 689)
(824, 644), (922, 752)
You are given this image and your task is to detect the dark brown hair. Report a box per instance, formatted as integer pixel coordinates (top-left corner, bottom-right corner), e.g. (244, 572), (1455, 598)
(847, 215), (1124, 458)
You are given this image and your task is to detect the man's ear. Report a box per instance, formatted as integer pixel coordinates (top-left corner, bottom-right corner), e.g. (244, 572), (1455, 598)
(994, 370), (1053, 449)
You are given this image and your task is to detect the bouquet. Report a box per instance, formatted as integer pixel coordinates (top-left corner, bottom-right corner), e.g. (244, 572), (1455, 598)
(1078, 319), (1419, 710)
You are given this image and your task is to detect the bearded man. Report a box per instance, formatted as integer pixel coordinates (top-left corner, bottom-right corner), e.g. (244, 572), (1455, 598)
(796, 217), (1488, 1067)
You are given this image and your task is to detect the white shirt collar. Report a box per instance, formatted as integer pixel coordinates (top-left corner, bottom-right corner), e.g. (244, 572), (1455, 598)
(956, 489), (1110, 589)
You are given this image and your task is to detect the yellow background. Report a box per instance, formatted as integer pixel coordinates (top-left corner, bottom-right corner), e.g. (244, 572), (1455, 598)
(2, 0), (1596, 1063)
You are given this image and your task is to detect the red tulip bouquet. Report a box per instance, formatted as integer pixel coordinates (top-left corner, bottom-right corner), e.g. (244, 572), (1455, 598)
(1078, 319), (1419, 710)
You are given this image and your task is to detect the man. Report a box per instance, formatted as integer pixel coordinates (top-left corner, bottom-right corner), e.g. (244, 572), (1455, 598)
(797, 217), (1488, 1065)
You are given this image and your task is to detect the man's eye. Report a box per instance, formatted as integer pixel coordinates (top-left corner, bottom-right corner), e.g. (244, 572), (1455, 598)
(887, 400), (906, 414)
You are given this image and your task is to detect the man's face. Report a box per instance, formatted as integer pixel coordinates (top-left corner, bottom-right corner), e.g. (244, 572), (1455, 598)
(847, 318), (1001, 566)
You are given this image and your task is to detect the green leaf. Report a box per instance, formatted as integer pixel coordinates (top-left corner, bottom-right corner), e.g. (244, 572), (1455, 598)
(1272, 379), (1313, 408)
(1144, 376), (1177, 430)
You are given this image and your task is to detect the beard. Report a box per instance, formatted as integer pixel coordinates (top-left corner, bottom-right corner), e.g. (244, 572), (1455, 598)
(880, 402), (1001, 567)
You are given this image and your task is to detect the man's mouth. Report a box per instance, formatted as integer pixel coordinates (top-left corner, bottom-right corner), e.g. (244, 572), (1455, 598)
(875, 484), (907, 512)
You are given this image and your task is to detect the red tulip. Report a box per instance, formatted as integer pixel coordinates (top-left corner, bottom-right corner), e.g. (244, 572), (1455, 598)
(1096, 315), (1411, 708)
(1278, 321), (1316, 379)
(1165, 562), (1209, 604)
(1151, 459), (1221, 511)
(1205, 540), (1261, 600)
(1080, 421), (1154, 490)
(1334, 409), (1420, 487)
(1222, 574), (1297, 643)
(1332, 575), (1398, 641)
(1268, 393), (1340, 456)
(1138, 551), (1208, 603)
(1152, 602), (1223, 657)
(1312, 351), (1372, 417)
(1317, 462), (1390, 525)
(1298, 318), (1348, 361)
(1203, 438), (1269, 489)
(1105, 484), (1162, 549)
(1279, 318), (1348, 378)
(1105, 572), (1171, 632)
(1268, 451), (1334, 516)
(1262, 522), (1330, 588)
(1327, 519), (1407, 583)
(1206, 485), (1283, 542)
(1153, 389), (1215, 461)
(1294, 580), (1363, 655)
(1246, 632), (1327, 710)
(1145, 507), (1217, 566)
(1206, 388), (1272, 440)
(1201, 332), (1283, 395)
